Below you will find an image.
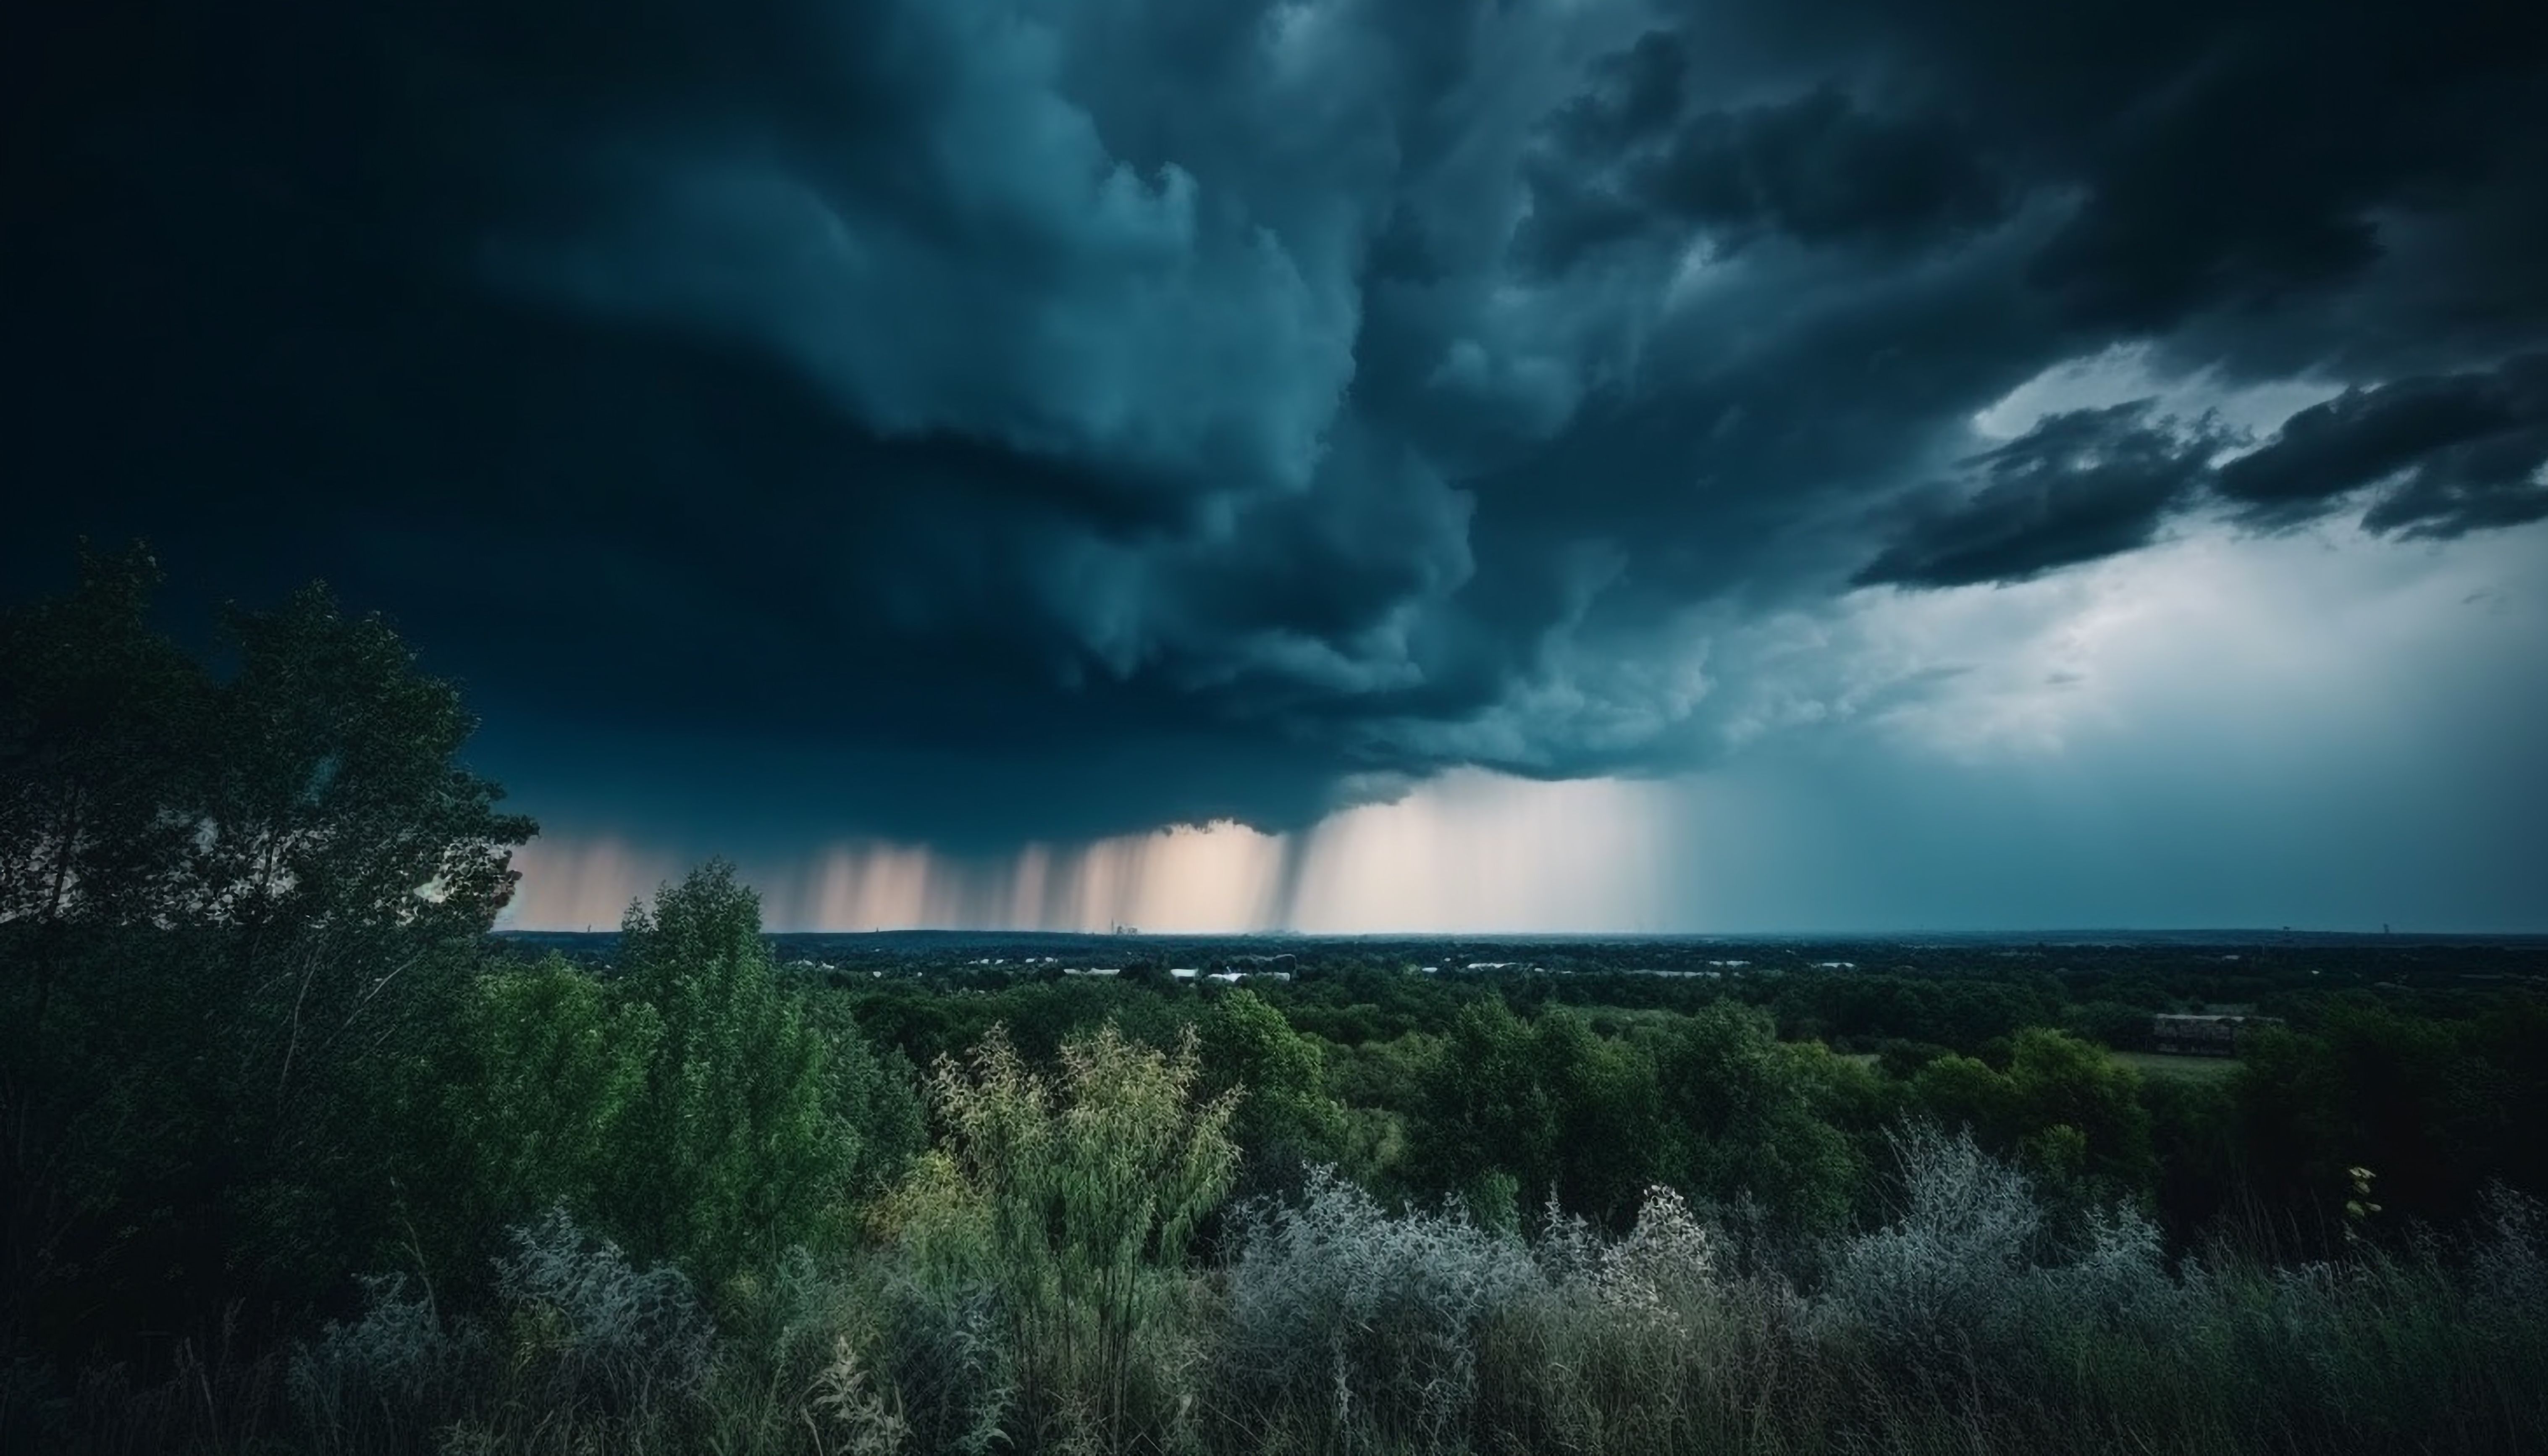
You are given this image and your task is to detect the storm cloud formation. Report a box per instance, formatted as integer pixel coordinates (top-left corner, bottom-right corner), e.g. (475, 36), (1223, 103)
(1852, 403), (2227, 588)
(8, 0), (2546, 854)
(2217, 354), (2548, 536)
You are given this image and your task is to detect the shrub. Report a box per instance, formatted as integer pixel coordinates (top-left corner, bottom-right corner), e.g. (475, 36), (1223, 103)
(704, 1249), (916, 1456)
(492, 1208), (714, 1419)
(1218, 1167), (1539, 1451)
(922, 1020), (1238, 1450)
(1819, 1124), (2042, 1375)
(288, 1275), (490, 1453)
(287, 1209), (715, 1454)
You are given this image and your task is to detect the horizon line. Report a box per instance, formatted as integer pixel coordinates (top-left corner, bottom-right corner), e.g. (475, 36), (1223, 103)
(491, 925), (2548, 941)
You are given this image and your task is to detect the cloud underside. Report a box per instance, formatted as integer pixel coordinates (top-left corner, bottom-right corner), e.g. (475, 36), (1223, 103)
(8, 0), (2546, 844)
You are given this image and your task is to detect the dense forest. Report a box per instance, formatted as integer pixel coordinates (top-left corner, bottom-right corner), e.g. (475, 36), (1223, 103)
(5, 551), (2544, 1454)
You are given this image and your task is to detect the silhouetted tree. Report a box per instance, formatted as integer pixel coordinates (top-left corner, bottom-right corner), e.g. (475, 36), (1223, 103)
(0, 546), (533, 1351)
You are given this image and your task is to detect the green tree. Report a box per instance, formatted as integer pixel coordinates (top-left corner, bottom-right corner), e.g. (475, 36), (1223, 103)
(1912, 1028), (2154, 1215)
(2231, 1000), (2548, 1237)
(407, 955), (661, 1280)
(0, 545), (205, 950)
(1407, 999), (1557, 1220)
(1197, 987), (1347, 1180)
(197, 580), (536, 1305)
(1403, 1001), (1666, 1227)
(1650, 1001), (1863, 1234)
(607, 861), (867, 1282)
(2, 547), (208, 1349)
(801, 986), (929, 1201)
(1532, 1005), (1664, 1226)
(399, 876), (921, 1296)
(2006, 1027), (2155, 1199)
(0, 548), (534, 1348)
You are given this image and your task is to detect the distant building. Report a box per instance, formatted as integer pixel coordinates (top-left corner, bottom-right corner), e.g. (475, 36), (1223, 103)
(1168, 967), (1200, 981)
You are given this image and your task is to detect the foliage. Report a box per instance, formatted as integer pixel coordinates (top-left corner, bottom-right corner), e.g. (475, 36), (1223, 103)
(606, 862), (867, 1283)
(1, 547), (533, 1354)
(285, 1209), (711, 1456)
(1819, 1125), (2049, 1369)
(920, 1019), (1239, 1450)
(417, 955), (660, 1276)
(1649, 1002), (1869, 1235)
(0, 544), (205, 934)
(2233, 998), (2548, 1235)
(491, 1209), (716, 1417)
(1218, 1167), (1541, 1451)
(1197, 988), (1348, 1186)
(1908, 1026), (2157, 1222)
(1406, 1000), (1666, 1227)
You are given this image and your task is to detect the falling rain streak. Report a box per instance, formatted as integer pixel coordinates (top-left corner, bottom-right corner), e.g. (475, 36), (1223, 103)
(504, 771), (1672, 934)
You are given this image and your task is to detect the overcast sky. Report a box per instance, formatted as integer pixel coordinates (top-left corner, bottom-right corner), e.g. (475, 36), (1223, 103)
(9, 0), (2545, 930)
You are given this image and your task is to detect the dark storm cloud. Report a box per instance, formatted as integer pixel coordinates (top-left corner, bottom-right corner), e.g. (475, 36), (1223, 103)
(6, 0), (2545, 849)
(1854, 404), (2224, 589)
(1537, 0), (2548, 347)
(2216, 355), (2548, 537)
(1517, 31), (2010, 275)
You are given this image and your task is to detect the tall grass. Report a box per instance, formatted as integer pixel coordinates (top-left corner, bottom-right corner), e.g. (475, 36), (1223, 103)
(21, 1131), (2544, 1455)
(1210, 1128), (2548, 1456)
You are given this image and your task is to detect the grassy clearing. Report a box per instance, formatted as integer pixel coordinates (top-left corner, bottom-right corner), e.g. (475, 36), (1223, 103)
(2114, 1050), (2244, 1081)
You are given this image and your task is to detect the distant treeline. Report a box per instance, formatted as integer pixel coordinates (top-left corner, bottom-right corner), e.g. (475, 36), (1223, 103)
(6, 551), (2544, 1455)
(792, 936), (2548, 1246)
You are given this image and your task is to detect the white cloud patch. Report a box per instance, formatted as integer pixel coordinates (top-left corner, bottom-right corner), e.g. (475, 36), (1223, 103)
(1663, 518), (2548, 929)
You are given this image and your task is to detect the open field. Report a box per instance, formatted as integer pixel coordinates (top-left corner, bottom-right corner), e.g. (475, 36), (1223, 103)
(2115, 1049), (2245, 1080)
